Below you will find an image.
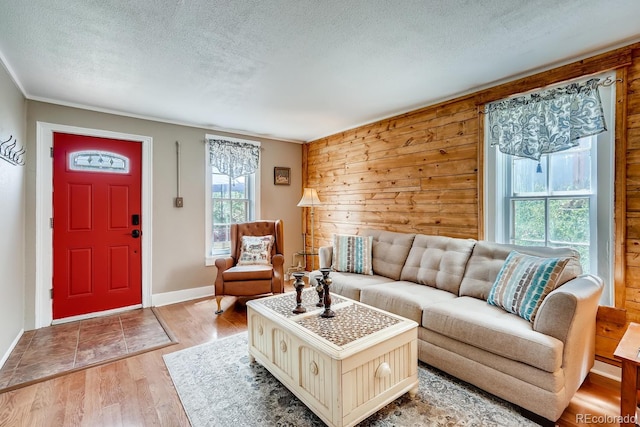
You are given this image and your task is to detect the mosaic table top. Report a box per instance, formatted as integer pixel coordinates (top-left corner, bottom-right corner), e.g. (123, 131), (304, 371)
(260, 288), (346, 318)
(256, 288), (402, 347)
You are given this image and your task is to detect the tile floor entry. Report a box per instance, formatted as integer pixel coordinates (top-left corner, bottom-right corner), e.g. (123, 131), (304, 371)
(0, 308), (175, 392)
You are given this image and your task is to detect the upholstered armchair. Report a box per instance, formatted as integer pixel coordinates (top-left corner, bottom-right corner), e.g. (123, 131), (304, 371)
(214, 220), (285, 314)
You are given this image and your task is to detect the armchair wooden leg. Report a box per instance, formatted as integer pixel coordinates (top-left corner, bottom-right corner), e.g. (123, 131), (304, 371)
(215, 296), (224, 314)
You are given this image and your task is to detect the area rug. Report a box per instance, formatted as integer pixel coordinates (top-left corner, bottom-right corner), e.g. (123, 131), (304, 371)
(164, 332), (540, 427)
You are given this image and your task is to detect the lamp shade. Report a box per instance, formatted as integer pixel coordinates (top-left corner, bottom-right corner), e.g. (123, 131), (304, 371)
(297, 188), (322, 207)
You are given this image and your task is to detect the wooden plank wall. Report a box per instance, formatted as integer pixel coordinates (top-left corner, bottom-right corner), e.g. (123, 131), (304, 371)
(303, 42), (640, 364)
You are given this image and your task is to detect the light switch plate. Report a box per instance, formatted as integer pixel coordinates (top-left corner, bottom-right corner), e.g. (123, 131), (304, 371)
(175, 197), (184, 208)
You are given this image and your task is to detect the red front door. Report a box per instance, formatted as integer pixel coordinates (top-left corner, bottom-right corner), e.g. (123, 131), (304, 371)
(52, 132), (142, 319)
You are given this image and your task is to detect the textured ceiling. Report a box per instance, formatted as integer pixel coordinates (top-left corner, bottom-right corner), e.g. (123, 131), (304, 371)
(1, 1), (640, 142)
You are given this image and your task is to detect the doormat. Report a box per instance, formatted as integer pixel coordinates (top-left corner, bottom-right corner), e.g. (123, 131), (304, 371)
(0, 307), (177, 393)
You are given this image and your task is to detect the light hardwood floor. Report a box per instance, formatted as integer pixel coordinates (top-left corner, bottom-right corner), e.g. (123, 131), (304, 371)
(0, 293), (622, 426)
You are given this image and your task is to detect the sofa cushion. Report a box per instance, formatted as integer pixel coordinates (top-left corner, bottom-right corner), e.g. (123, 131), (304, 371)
(361, 229), (416, 280)
(360, 281), (456, 324)
(488, 251), (570, 322)
(459, 241), (582, 301)
(332, 234), (373, 275)
(422, 296), (563, 372)
(223, 264), (273, 281)
(400, 234), (476, 294)
(418, 328), (565, 393)
(313, 271), (394, 301)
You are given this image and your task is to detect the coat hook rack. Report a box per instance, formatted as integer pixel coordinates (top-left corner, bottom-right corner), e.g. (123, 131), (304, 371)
(0, 135), (26, 166)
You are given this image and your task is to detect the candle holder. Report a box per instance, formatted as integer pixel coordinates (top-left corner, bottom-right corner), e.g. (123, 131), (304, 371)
(314, 274), (324, 307)
(318, 268), (335, 318)
(292, 272), (306, 314)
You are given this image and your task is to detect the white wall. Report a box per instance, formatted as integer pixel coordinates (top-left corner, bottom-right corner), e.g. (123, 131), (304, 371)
(0, 63), (26, 361)
(24, 101), (303, 329)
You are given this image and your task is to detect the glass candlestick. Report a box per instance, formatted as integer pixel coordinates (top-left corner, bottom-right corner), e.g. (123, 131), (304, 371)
(319, 268), (335, 318)
(292, 272), (306, 314)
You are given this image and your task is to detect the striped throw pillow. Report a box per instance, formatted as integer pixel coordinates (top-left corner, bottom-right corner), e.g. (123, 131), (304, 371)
(487, 251), (569, 322)
(332, 234), (373, 275)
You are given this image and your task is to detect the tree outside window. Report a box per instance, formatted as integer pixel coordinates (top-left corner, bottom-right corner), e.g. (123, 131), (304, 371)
(210, 172), (252, 255)
(509, 137), (594, 273)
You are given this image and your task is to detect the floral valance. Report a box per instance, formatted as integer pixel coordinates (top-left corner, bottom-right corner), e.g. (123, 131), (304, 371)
(208, 138), (260, 178)
(486, 78), (607, 161)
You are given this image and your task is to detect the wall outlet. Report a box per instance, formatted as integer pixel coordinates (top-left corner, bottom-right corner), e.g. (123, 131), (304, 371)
(175, 197), (184, 208)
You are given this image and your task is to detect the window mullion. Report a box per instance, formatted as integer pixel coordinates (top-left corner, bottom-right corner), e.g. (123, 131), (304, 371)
(544, 198), (549, 247)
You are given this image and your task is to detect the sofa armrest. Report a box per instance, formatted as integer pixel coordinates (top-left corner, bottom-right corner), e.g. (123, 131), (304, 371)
(319, 246), (333, 269)
(533, 274), (603, 394)
(533, 274), (603, 342)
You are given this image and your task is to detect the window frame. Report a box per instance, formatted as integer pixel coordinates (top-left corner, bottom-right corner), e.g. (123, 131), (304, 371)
(484, 72), (615, 306)
(204, 134), (261, 266)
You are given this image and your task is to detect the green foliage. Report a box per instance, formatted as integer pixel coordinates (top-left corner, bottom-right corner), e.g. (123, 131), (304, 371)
(213, 199), (248, 224)
(513, 199), (545, 244)
(512, 197), (590, 273)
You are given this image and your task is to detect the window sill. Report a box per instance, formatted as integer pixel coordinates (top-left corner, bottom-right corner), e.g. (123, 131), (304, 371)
(206, 253), (230, 267)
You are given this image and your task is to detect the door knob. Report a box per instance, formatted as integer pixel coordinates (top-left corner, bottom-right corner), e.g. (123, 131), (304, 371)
(131, 229), (141, 238)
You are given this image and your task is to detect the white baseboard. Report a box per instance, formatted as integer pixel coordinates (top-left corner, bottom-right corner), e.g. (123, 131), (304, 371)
(591, 360), (621, 382)
(0, 329), (24, 369)
(152, 285), (214, 307)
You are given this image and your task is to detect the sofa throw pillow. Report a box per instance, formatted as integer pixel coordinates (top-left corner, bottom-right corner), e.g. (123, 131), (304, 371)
(237, 235), (274, 265)
(332, 234), (373, 275)
(487, 250), (569, 322)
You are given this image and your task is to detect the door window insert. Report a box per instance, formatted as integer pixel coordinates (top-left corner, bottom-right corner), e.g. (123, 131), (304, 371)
(68, 150), (130, 174)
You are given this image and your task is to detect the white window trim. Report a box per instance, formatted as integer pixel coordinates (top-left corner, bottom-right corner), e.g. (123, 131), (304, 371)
(204, 134), (261, 266)
(484, 72), (615, 306)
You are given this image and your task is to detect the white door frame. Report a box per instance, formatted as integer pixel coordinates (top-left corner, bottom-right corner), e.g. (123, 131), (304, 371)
(35, 122), (153, 328)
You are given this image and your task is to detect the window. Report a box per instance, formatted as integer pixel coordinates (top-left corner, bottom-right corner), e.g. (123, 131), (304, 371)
(485, 74), (615, 305)
(507, 137), (595, 269)
(205, 135), (261, 264)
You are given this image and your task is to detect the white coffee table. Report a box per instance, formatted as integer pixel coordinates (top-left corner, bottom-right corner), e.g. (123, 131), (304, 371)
(246, 288), (418, 427)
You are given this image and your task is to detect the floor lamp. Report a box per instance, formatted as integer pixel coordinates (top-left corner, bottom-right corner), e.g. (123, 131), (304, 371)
(297, 188), (322, 271)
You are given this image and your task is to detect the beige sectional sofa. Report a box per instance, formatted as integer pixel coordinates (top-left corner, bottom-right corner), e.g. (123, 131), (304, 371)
(314, 229), (603, 422)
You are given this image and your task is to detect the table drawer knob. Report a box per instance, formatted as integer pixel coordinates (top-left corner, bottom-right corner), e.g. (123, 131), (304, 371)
(258, 325), (264, 335)
(375, 362), (391, 379)
(309, 361), (319, 376)
(280, 340), (287, 353)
